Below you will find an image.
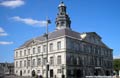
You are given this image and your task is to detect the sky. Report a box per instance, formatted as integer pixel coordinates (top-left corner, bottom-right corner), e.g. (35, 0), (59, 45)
(0, 0), (120, 62)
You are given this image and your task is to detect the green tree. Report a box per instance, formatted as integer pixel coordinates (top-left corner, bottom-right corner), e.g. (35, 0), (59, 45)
(113, 59), (120, 75)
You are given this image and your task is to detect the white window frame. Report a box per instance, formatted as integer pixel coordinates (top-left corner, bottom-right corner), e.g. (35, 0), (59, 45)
(57, 41), (61, 50)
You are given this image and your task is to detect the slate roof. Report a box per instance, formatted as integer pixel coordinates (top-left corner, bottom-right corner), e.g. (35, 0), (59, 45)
(18, 29), (81, 49)
(36, 28), (81, 40)
(18, 28), (110, 49)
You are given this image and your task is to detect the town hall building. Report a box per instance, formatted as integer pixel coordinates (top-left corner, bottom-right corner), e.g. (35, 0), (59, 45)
(14, 2), (113, 78)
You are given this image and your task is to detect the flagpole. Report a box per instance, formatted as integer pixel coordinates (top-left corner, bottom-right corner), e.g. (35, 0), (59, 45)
(46, 17), (48, 78)
(46, 17), (51, 78)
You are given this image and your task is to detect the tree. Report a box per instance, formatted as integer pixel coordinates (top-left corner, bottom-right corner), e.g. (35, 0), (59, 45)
(113, 59), (120, 75)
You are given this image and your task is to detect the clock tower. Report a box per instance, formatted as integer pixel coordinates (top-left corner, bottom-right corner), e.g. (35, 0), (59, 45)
(55, 2), (71, 30)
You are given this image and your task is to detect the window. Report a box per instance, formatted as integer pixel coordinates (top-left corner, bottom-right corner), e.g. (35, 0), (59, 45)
(75, 43), (79, 51)
(67, 69), (71, 75)
(20, 51), (22, 56)
(24, 60), (26, 67)
(28, 70), (30, 74)
(38, 46), (41, 53)
(70, 56), (74, 65)
(16, 61), (18, 68)
(37, 70), (40, 73)
(32, 59), (35, 66)
(16, 51), (18, 57)
(61, 21), (65, 26)
(33, 48), (35, 54)
(57, 69), (61, 73)
(28, 49), (30, 55)
(66, 55), (71, 65)
(81, 44), (84, 51)
(57, 41), (61, 50)
(88, 46), (91, 53)
(57, 56), (61, 64)
(71, 70), (74, 75)
(37, 58), (41, 66)
(57, 22), (59, 26)
(43, 58), (47, 65)
(43, 45), (47, 52)
(98, 48), (100, 55)
(28, 60), (30, 67)
(20, 61), (22, 67)
(49, 43), (53, 51)
(50, 56), (54, 65)
(76, 57), (80, 65)
(16, 70), (18, 73)
(43, 69), (46, 74)
(24, 70), (26, 74)
(24, 50), (26, 56)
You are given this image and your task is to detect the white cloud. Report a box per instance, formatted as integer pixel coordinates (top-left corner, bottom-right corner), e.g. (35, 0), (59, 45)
(0, 33), (8, 36)
(0, 41), (13, 45)
(0, 27), (8, 36)
(114, 55), (120, 59)
(0, 27), (5, 33)
(12, 16), (48, 27)
(0, 0), (25, 8)
(0, 28), (12, 45)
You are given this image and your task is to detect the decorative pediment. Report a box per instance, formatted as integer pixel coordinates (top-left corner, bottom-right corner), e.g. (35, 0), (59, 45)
(27, 39), (38, 46)
(20, 39), (39, 48)
(80, 32), (108, 48)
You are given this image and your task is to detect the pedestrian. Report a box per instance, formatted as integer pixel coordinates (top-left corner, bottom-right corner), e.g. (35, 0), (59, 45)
(39, 75), (42, 78)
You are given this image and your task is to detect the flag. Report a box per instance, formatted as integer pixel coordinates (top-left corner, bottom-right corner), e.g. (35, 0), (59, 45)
(47, 19), (51, 24)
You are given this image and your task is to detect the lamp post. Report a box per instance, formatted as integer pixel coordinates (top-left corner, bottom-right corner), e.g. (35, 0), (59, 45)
(44, 18), (51, 78)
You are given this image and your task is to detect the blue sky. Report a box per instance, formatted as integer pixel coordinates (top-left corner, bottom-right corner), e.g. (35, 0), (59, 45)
(0, 0), (120, 62)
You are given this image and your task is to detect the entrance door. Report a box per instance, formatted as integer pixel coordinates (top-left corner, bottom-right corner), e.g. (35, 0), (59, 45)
(32, 70), (36, 77)
(50, 69), (53, 78)
(76, 69), (81, 78)
(20, 70), (22, 76)
(106, 71), (110, 76)
(94, 69), (98, 76)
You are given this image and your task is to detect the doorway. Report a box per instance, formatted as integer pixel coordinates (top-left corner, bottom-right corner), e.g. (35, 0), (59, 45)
(32, 70), (36, 77)
(50, 69), (53, 78)
(94, 69), (98, 76)
(20, 70), (22, 76)
(106, 71), (110, 76)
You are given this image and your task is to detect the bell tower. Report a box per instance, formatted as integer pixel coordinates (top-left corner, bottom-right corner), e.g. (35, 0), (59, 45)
(55, 2), (71, 30)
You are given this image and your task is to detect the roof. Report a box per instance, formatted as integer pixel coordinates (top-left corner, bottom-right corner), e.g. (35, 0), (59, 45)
(17, 28), (110, 49)
(58, 2), (66, 7)
(18, 29), (81, 49)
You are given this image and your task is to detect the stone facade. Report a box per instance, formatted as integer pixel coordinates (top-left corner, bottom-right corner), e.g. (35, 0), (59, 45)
(66, 33), (113, 78)
(15, 36), (66, 77)
(14, 2), (113, 78)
